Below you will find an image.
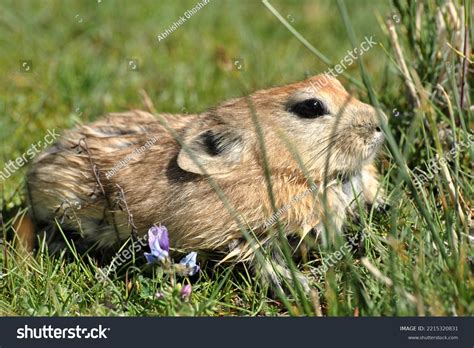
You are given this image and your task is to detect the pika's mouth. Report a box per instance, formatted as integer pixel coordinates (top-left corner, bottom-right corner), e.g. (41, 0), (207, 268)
(369, 131), (385, 148)
(362, 128), (384, 154)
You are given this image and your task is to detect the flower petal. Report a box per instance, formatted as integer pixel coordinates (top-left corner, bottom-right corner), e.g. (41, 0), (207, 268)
(153, 247), (169, 262)
(158, 227), (169, 251)
(147, 226), (158, 250)
(188, 265), (200, 276)
(150, 238), (163, 255)
(179, 252), (200, 276)
(148, 225), (169, 252)
(155, 291), (164, 300)
(146, 225), (170, 263)
(180, 284), (192, 300)
(179, 251), (197, 266)
(144, 252), (158, 264)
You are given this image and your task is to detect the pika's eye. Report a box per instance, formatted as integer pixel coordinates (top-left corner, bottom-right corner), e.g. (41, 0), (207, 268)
(288, 98), (328, 118)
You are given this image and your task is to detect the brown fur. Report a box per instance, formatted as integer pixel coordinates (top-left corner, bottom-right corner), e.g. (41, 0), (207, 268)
(26, 74), (385, 290)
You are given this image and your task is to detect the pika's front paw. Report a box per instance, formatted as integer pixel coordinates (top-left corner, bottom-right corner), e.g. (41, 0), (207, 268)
(368, 197), (390, 213)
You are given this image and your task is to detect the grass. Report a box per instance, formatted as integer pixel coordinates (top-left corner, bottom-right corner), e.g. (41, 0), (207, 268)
(0, 0), (473, 316)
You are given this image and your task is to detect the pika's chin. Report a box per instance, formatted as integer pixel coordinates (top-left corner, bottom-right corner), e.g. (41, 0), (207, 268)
(363, 133), (384, 160)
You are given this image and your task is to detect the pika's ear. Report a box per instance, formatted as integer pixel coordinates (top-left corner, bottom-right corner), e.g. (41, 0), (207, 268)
(177, 126), (244, 175)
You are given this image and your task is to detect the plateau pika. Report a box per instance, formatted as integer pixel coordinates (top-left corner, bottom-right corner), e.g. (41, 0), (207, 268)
(26, 74), (385, 291)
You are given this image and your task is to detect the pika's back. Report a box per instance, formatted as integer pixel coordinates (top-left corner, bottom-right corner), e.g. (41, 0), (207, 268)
(27, 110), (189, 247)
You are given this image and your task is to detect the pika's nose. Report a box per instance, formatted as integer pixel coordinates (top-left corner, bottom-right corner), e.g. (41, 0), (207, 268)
(375, 125), (382, 132)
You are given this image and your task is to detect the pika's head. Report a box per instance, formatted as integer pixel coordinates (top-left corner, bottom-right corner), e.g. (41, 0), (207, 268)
(177, 74), (385, 181)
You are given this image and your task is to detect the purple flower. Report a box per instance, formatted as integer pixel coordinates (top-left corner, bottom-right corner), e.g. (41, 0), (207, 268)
(144, 225), (169, 264)
(155, 291), (164, 300)
(179, 251), (200, 276)
(180, 284), (192, 300)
